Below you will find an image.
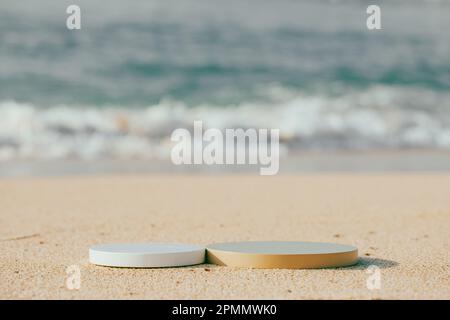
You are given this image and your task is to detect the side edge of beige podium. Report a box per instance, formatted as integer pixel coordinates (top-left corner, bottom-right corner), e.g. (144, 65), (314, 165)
(206, 249), (359, 269)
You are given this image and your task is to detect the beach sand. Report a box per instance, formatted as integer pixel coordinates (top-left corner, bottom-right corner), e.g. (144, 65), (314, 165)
(0, 174), (449, 299)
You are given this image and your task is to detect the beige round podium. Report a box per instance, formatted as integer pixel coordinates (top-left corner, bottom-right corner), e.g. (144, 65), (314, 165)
(206, 241), (358, 269)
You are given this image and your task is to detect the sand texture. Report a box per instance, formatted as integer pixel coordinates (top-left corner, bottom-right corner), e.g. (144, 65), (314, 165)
(0, 175), (449, 299)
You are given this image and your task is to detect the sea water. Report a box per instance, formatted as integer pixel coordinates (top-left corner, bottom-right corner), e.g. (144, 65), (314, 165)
(0, 0), (449, 160)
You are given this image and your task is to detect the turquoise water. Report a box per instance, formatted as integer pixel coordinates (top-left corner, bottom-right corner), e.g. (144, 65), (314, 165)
(0, 0), (450, 159)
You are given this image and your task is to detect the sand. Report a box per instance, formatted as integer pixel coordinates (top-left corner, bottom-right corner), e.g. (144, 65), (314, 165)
(0, 174), (449, 299)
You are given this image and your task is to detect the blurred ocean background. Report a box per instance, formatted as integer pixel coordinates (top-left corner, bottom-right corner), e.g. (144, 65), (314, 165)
(0, 0), (450, 173)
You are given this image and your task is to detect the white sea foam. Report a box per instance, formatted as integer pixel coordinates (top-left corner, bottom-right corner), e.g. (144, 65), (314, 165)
(1, 86), (450, 160)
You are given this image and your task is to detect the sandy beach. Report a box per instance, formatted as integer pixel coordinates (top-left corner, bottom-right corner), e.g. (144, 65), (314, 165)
(0, 174), (449, 299)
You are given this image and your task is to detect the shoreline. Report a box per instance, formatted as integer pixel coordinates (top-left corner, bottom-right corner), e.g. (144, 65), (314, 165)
(2, 150), (450, 177)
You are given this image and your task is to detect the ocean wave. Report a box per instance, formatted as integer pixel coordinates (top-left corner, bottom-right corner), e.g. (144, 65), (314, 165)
(1, 86), (450, 160)
(2, 0), (450, 107)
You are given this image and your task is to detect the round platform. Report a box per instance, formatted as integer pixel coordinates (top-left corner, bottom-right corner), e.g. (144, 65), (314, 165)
(89, 243), (205, 268)
(206, 241), (358, 269)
